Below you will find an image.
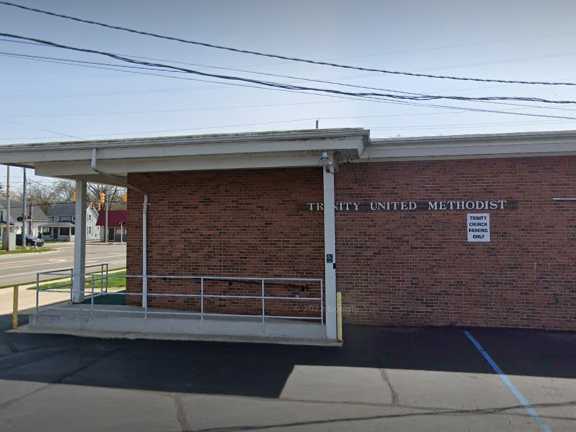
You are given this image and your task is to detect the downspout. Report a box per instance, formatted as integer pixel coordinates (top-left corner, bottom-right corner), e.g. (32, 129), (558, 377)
(142, 194), (148, 312)
(91, 149), (148, 310)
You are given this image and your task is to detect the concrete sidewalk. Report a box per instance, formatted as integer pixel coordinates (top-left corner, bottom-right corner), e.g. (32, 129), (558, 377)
(0, 284), (70, 316)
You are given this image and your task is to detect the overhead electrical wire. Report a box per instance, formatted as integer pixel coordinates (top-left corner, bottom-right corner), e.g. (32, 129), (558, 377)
(3, 115), (80, 140)
(0, 49), (432, 104)
(1, 112), (575, 144)
(4, 48), (576, 130)
(1, 0), (575, 87)
(3, 32), (576, 107)
(5, 38), (576, 116)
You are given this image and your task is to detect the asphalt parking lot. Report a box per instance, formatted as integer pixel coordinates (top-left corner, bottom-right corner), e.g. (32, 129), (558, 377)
(0, 313), (574, 431)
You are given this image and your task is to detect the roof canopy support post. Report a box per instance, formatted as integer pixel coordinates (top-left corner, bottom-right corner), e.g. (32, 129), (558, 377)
(72, 178), (87, 303)
(323, 154), (337, 340)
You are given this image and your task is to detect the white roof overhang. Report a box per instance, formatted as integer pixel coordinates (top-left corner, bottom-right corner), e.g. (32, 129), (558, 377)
(362, 129), (576, 162)
(3, 128), (576, 186)
(0, 128), (369, 186)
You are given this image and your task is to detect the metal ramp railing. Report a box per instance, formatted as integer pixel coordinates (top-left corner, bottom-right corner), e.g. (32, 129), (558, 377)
(35, 272), (324, 328)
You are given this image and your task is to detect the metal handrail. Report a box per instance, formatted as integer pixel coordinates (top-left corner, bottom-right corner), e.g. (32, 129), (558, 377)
(39, 272), (325, 326)
(128, 274), (324, 324)
(127, 274), (323, 282)
(35, 263), (109, 313)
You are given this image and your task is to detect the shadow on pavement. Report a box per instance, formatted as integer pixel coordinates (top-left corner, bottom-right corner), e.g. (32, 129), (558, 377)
(1, 312), (575, 399)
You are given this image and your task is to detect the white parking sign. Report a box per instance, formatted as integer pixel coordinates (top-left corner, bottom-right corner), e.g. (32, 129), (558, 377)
(467, 213), (490, 242)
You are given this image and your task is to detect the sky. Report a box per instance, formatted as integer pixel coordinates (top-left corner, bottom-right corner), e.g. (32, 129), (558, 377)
(2, 0), (576, 186)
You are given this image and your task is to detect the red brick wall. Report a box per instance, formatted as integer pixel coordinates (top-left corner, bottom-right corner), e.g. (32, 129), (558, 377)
(126, 157), (576, 331)
(336, 157), (576, 330)
(126, 168), (324, 317)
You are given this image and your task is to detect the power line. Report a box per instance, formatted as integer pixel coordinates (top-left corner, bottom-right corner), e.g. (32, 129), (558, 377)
(2, 0), (575, 87)
(3, 32), (576, 106)
(3, 113), (80, 140)
(0, 45), (494, 101)
(0, 49), (415, 104)
(6, 37), (576, 103)
(3, 97), (576, 144)
(6, 39), (576, 117)
(7, 45), (576, 124)
(1, 110), (576, 144)
(3, 48), (569, 115)
(4, 42), (576, 135)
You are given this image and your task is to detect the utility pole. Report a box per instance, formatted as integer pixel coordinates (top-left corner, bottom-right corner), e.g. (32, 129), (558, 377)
(105, 199), (109, 243)
(22, 168), (27, 248)
(3, 166), (15, 251)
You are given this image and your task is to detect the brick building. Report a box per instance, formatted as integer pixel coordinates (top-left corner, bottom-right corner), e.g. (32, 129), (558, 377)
(2, 128), (576, 343)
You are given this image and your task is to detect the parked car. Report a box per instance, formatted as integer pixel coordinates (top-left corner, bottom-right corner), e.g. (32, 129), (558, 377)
(16, 234), (45, 247)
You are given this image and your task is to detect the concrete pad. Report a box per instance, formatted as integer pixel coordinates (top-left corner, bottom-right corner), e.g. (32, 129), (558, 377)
(386, 369), (519, 409)
(280, 365), (392, 404)
(385, 369), (535, 430)
(177, 393), (401, 432)
(13, 324), (341, 346)
(0, 379), (47, 407)
(22, 305), (336, 346)
(503, 375), (576, 432)
(0, 384), (180, 432)
(176, 392), (536, 432)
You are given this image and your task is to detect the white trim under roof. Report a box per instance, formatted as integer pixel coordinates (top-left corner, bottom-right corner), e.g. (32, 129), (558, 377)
(0, 128), (369, 184)
(362, 129), (576, 161)
(2, 128), (576, 184)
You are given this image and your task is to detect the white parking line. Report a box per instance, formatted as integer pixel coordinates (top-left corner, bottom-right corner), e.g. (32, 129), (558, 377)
(464, 330), (551, 432)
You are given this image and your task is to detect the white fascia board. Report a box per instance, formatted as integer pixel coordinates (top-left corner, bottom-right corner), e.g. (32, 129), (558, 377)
(363, 133), (576, 161)
(35, 152), (325, 177)
(96, 136), (365, 159)
(0, 148), (92, 165)
(0, 136), (364, 164)
(33, 172), (126, 186)
(0, 129), (368, 165)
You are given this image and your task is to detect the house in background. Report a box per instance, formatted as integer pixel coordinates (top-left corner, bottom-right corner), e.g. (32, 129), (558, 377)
(0, 199), (48, 238)
(97, 209), (127, 242)
(44, 203), (100, 241)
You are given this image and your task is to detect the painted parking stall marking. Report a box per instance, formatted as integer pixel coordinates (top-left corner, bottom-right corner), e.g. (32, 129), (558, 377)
(464, 330), (551, 432)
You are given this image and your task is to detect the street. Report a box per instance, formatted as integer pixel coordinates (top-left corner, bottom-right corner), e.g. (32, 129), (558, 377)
(0, 242), (126, 287)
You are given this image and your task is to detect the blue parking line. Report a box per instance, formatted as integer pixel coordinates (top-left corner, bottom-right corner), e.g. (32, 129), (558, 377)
(464, 330), (551, 432)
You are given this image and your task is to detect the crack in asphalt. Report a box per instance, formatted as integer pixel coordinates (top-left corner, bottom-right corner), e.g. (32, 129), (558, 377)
(0, 348), (74, 372)
(2, 337), (18, 354)
(54, 347), (122, 385)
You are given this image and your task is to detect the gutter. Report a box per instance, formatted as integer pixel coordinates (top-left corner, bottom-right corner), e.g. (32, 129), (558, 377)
(91, 148), (148, 311)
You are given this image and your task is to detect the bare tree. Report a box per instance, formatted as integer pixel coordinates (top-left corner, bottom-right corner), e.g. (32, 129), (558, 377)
(51, 181), (125, 206)
(87, 184), (125, 205)
(26, 183), (58, 213)
(52, 180), (75, 202)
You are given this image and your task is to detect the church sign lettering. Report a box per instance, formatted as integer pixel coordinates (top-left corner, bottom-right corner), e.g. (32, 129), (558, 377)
(305, 199), (514, 212)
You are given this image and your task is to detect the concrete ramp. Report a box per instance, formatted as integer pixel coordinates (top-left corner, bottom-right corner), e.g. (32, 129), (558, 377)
(17, 304), (339, 346)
